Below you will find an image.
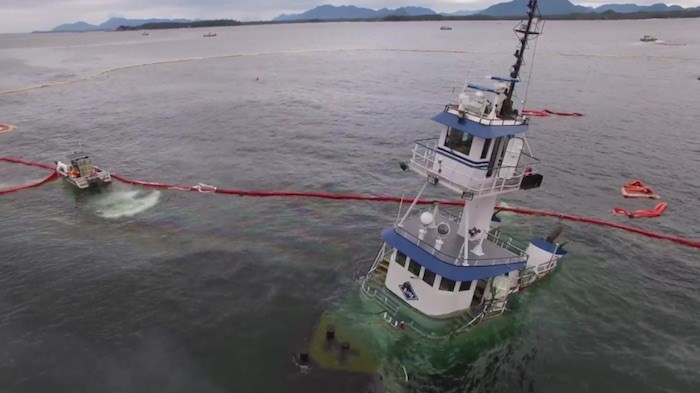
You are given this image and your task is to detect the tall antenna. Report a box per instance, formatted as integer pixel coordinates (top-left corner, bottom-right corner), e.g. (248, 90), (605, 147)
(499, 0), (542, 118)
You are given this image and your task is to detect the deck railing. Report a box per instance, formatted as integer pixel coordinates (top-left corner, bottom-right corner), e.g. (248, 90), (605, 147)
(393, 225), (527, 266)
(410, 140), (538, 198)
(444, 104), (529, 126)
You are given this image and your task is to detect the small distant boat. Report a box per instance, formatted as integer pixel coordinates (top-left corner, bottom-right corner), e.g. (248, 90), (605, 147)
(55, 152), (111, 190)
(440, 26), (452, 31)
(621, 180), (660, 199)
(640, 35), (657, 42)
(141, 32), (149, 36)
(203, 33), (217, 38)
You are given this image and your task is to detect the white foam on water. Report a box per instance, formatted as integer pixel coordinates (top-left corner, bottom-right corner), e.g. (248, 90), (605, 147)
(90, 190), (161, 219)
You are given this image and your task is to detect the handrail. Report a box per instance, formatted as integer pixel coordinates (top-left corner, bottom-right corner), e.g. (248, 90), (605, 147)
(361, 283), (488, 340)
(400, 209), (529, 255)
(415, 139), (540, 172)
(367, 243), (390, 275)
(394, 225), (526, 266)
(444, 104), (529, 126)
(486, 232), (529, 256)
(410, 140), (539, 198)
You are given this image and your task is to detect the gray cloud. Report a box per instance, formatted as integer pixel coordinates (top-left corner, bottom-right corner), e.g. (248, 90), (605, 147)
(1, 0), (698, 33)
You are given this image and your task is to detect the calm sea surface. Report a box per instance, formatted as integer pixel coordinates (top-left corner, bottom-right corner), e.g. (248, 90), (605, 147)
(1, 19), (699, 392)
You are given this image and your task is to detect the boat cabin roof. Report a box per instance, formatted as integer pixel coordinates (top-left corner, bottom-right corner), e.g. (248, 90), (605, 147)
(431, 111), (528, 139)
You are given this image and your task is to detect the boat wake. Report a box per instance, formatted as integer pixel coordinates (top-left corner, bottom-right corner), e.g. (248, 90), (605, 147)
(88, 189), (160, 219)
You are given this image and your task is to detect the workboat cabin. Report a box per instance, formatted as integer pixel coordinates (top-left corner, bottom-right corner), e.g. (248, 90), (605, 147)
(55, 152), (111, 189)
(361, 0), (568, 335)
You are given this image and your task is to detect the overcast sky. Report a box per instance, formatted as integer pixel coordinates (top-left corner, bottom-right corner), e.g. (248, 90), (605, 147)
(1, 0), (698, 33)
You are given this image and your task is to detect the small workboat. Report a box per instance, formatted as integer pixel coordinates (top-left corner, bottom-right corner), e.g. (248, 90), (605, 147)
(141, 32), (149, 36)
(640, 35), (657, 42)
(621, 180), (660, 199)
(440, 26), (452, 31)
(203, 33), (217, 37)
(55, 152), (111, 189)
(612, 202), (667, 218)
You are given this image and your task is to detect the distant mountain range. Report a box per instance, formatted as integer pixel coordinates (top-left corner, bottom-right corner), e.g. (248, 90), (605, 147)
(49, 2), (698, 32)
(52, 18), (194, 32)
(480, 0), (685, 16)
(593, 3), (684, 13)
(273, 2), (693, 20)
(274, 5), (436, 21)
(480, 0), (588, 16)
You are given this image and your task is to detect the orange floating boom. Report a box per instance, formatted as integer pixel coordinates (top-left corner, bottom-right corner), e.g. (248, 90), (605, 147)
(1, 157), (698, 249)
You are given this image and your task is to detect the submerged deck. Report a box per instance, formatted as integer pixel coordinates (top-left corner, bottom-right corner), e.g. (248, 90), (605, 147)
(397, 211), (526, 266)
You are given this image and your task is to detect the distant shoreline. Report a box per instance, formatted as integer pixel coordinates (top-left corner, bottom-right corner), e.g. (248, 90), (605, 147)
(35, 9), (700, 33)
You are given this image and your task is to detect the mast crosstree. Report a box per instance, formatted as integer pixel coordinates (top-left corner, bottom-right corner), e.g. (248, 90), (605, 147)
(499, 0), (542, 118)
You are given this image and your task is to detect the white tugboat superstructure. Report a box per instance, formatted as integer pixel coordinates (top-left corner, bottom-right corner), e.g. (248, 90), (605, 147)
(362, 0), (567, 334)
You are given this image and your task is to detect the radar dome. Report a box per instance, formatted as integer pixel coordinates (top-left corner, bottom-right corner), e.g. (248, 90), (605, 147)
(420, 212), (434, 226)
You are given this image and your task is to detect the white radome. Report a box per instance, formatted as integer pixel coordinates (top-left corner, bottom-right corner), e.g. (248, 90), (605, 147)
(420, 212), (434, 226)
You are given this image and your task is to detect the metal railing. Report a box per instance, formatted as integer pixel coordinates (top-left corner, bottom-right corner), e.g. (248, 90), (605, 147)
(366, 243), (391, 275)
(409, 140), (539, 198)
(361, 283), (477, 341)
(399, 208), (529, 258)
(444, 104), (529, 126)
(486, 232), (529, 258)
(393, 225), (527, 266)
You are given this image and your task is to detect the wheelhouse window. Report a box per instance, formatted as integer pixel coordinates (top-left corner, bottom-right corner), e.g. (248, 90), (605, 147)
(422, 269), (436, 287)
(439, 277), (456, 292)
(395, 250), (407, 267)
(445, 128), (474, 156)
(408, 260), (421, 276)
(459, 281), (472, 291)
(480, 139), (492, 159)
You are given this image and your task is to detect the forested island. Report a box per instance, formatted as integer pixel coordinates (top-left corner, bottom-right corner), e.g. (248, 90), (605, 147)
(114, 8), (699, 32)
(116, 20), (241, 30)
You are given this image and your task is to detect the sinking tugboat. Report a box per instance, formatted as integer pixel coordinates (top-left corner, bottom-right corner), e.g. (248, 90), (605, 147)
(301, 0), (568, 388)
(360, 0), (565, 339)
(55, 152), (111, 189)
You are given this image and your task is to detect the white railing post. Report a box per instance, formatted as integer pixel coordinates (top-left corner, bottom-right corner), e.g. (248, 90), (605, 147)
(399, 181), (429, 226)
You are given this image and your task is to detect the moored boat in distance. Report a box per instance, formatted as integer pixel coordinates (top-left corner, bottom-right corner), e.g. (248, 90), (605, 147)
(203, 32), (217, 37)
(440, 26), (452, 31)
(55, 152), (111, 189)
(640, 34), (657, 42)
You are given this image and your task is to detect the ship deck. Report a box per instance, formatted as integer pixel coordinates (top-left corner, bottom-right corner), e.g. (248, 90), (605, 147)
(397, 211), (525, 266)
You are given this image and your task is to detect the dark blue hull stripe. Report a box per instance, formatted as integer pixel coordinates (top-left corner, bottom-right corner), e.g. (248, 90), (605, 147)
(381, 227), (525, 281)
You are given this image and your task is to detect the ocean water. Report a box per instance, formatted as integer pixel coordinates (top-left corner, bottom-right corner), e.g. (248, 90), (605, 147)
(1, 19), (699, 392)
